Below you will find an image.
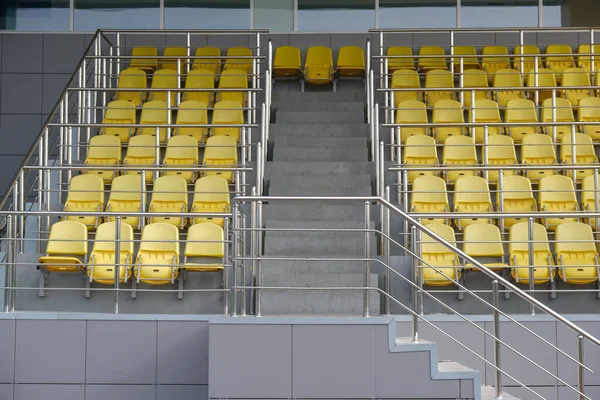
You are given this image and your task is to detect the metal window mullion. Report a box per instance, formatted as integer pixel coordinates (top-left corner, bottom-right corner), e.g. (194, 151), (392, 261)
(293, 0), (298, 32)
(538, 0), (544, 28)
(69, 0), (74, 31)
(456, 0), (461, 29)
(160, 0), (165, 29)
(250, 0), (255, 29)
(375, 0), (380, 29)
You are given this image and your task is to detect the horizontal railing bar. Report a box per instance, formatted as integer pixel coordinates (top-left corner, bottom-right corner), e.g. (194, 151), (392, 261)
(67, 87), (263, 92)
(370, 27), (596, 34)
(23, 166), (252, 172)
(389, 164), (598, 171)
(373, 53), (584, 59)
(48, 123), (259, 127)
(0, 210), (231, 217)
(102, 29), (270, 34)
(380, 86), (600, 92)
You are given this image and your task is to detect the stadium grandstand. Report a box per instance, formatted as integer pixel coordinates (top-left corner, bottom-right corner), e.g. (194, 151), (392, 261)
(3, 1), (600, 400)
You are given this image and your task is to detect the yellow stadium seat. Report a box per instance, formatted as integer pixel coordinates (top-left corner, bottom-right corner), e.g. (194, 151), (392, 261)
(182, 223), (224, 272)
(561, 132), (598, 181)
(212, 100), (244, 142)
(577, 44), (600, 72)
(539, 175), (579, 230)
(508, 222), (555, 285)
(64, 175), (104, 229)
(498, 175), (537, 229)
(38, 221), (88, 273)
(138, 100), (168, 142)
(163, 135), (199, 183)
(454, 176), (493, 230)
(218, 69), (248, 106)
(410, 176), (449, 225)
(432, 100), (464, 143)
(505, 98), (538, 143)
(191, 176), (230, 226)
(464, 223), (507, 271)
(192, 47), (221, 76)
(387, 46), (415, 71)
(541, 97), (575, 140)
(148, 176), (188, 229)
(101, 100), (136, 143)
(134, 223), (179, 285)
(404, 134), (438, 182)
(106, 175), (145, 229)
(84, 135), (121, 183)
(486, 135), (517, 183)
(578, 96), (600, 141)
(462, 69), (490, 107)
(391, 69), (420, 106)
(115, 68), (146, 107)
(129, 46), (158, 72)
(224, 47), (252, 74)
(161, 46), (187, 72)
(273, 46), (302, 78)
(418, 46), (447, 72)
(442, 135), (478, 183)
(555, 222), (599, 285)
(562, 67), (592, 107)
(468, 99), (501, 142)
(396, 100), (428, 142)
(203, 135), (238, 182)
(183, 68), (214, 106)
(493, 68), (524, 107)
(123, 135), (157, 182)
(582, 174), (600, 227)
(425, 69), (454, 107)
(514, 45), (541, 74)
(149, 69), (178, 105)
(452, 46), (480, 72)
(420, 223), (461, 286)
(546, 45), (575, 82)
(304, 46), (334, 86)
(175, 100), (208, 143)
(337, 46), (365, 77)
(521, 134), (558, 182)
(482, 46), (511, 81)
(88, 221), (134, 285)
(526, 68), (557, 103)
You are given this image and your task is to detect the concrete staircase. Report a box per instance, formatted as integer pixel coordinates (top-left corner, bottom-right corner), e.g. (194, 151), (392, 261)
(261, 91), (380, 315)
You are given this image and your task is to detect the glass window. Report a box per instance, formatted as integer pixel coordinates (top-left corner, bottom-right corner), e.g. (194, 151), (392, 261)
(254, 0), (293, 32)
(298, 0), (375, 32)
(379, 0), (456, 29)
(1, 0), (69, 31)
(462, 0), (538, 28)
(165, 0), (250, 30)
(75, 0), (159, 30)
(543, 0), (562, 27)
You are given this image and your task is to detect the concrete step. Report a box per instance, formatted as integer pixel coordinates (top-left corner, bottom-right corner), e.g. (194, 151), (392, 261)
(270, 123), (369, 137)
(269, 185), (372, 196)
(265, 220), (373, 238)
(269, 174), (371, 191)
(264, 233), (377, 256)
(260, 259), (372, 274)
(272, 147), (368, 162)
(273, 136), (367, 149)
(272, 91), (366, 103)
(277, 110), (365, 124)
(266, 161), (372, 177)
(263, 203), (367, 221)
(481, 387), (520, 400)
(276, 101), (365, 112)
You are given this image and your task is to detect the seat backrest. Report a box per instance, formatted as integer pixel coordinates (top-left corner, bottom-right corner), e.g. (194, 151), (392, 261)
(483, 46), (509, 61)
(425, 69), (453, 88)
(501, 175), (535, 202)
(66, 175), (104, 203)
(404, 134), (437, 159)
(526, 68), (557, 87)
(433, 100), (464, 123)
(391, 69), (420, 88)
(104, 100), (136, 123)
(185, 69), (214, 89)
(151, 69), (179, 89)
(581, 174), (599, 205)
(130, 46), (158, 69)
(561, 132), (596, 158)
(396, 100), (427, 123)
(225, 47), (252, 70)
(193, 47), (221, 71)
(117, 68), (147, 89)
(274, 46), (301, 69)
(213, 100), (244, 124)
(541, 97), (575, 122)
(452, 46), (477, 58)
(177, 100), (208, 124)
(141, 100), (168, 123)
(521, 134), (556, 159)
(46, 221), (88, 256)
(577, 44), (600, 66)
(505, 99), (537, 122)
(124, 135), (156, 160)
(578, 96), (600, 121)
(305, 46), (333, 67)
(455, 176), (491, 204)
(139, 222), (180, 255)
(463, 69), (488, 88)
(539, 175), (577, 203)
(555, 222), (598, 255)
(162, 47), (188, 71)
(443, 135), (477, 162)
(464, 223), (504, 257)
(514, 45), (541, 71)
(193, 176), (230, 206)
(164, 135), (198, 161)
(487, 134), (516, 160)
(469, 99), (501, 122)
(219, 69), (249, 89)
(108, 175), (144, 203)
(546, 44), (574, 63)
(92, 221), (134, 255)
(493, 68), (523, 88)
(508, 221), (550, 254)
(562, 67), (591, 86)
(387, 46), (414, 69)
(422, 223), (457, 256)
(151, 176), (188, 204)
(337, 46), (365, 69)
(204, 135), (237, 161)
(87, 135), (122, 160)
(411, 176), (448, 205)
(185, 223), (224, 257)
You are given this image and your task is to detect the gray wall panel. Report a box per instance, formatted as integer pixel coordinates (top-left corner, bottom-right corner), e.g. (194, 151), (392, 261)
(505, 385), (558, 400)
(0, 115), (43, 156)
(556, 321), (600, 386)
(1, 74), (43, 115)
(42, 74), (71, 114)
(0, 384), (13, 400)
(85, 385), (156, 400)
(14, 384), (85, 400)
(558, 385), (600, 400)
(42, 35), (86, 74)
(0, 320), (15, 384)
(2, 35), (42, 74)
(156, 384), (208, 400)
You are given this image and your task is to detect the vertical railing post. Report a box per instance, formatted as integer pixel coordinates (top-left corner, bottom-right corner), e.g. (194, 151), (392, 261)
(140, 170), (146, 230)
(483, 125), (489, 182)
(571, 124), (577, 183)
(255, 200), (263, 317)
(37, 137), (44, 254)
(250, 187), (257, 315)
(384, 185), (391, 315)
(364, 201), (371, 317)
(18, 170), (24, 254)
(528, 216), (535, 315)
(578, 334), (585, 399)
(114, 215), (121, 314)
(4, 215), (13, 312)
(552, 88), (557, 143)
(493, 279), (503, 398)
(154, 127), (161, 181)
(223, 216), (230, 315)
(231, 202), (238, 317)
(411, 225), (419, 341)
(43, 128), (50, 235)
(594, 169), (600, 233)
(379, 141), (385, 198)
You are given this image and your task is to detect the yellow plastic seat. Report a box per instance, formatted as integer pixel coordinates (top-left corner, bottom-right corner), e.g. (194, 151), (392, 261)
(545, 45), (575, 82)
(526, 68), (557, 103)
(432, 100), (464, 143)
(138, 100), (168, 142)
(38, 221), (88, 273)
(418, 46), (447, 72)
(64, 175), (104, 229)
(482, 46), (511, 81)
(183, 68), (214, 106)
(203, 135), (238, 182)
(498, 176), (537, 229)
(304, 46), (334, 85)
(464, 223), (507, 271)
(224, 47), (252, 75)
(148, 176), (188, 229)
(218, 69), (248, 106)
(468, 99), (501, 142)
(538, 175), (579, 230)
(396, 100), (428, 142)
(391, 69), (420, 106)
(191, 176), (230, 226)
(561, 132), (598, 181)
(486, 135), (517, 183)
(410, 176), (449, 226)
(163, 135), (199, 183)
(453, 176), (493, 230)
(115, 68), (147, 107)
(442, 135), (477, 183)
(106, 175), (145, 229)
(462, 69), (490, 107)
(562, 67), (592, 108)
(555, 222), (599, 284)
(192, 47), (221, 76)
(508, 222), (555, 285)
(493, 69), (524, 107)
(149, 69), (178, 105)
(425, 69), (454, 107)
(134, 223), (179, 285)
(337, 46), (365, 77)
(175, 100), (208, 143)
(212, 100), (244, 142)
(581, 175), (600, 227)
(577, 44), (600, 72)
(404, 135), (438, 182)
(514, 45), (541, 75)
(123, 135), (157, 182)
(541, 97), (574, 141)
(387, 46), (415, 72)
(505, 98), (538, 143)
(101, 100), (136, 143)
(579, 97), (600, 141)
(84, 135), (121, 183)
(161, 47), (187, 72)
(273, 46), (302, 78)
(420, 223), (461, 286)
(183, 223), (224, 272)
(88, 221), (134, 284)
(521, 134), (558, 182)
(129, 46), (158, 73)
(452, 46), (480, 72)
